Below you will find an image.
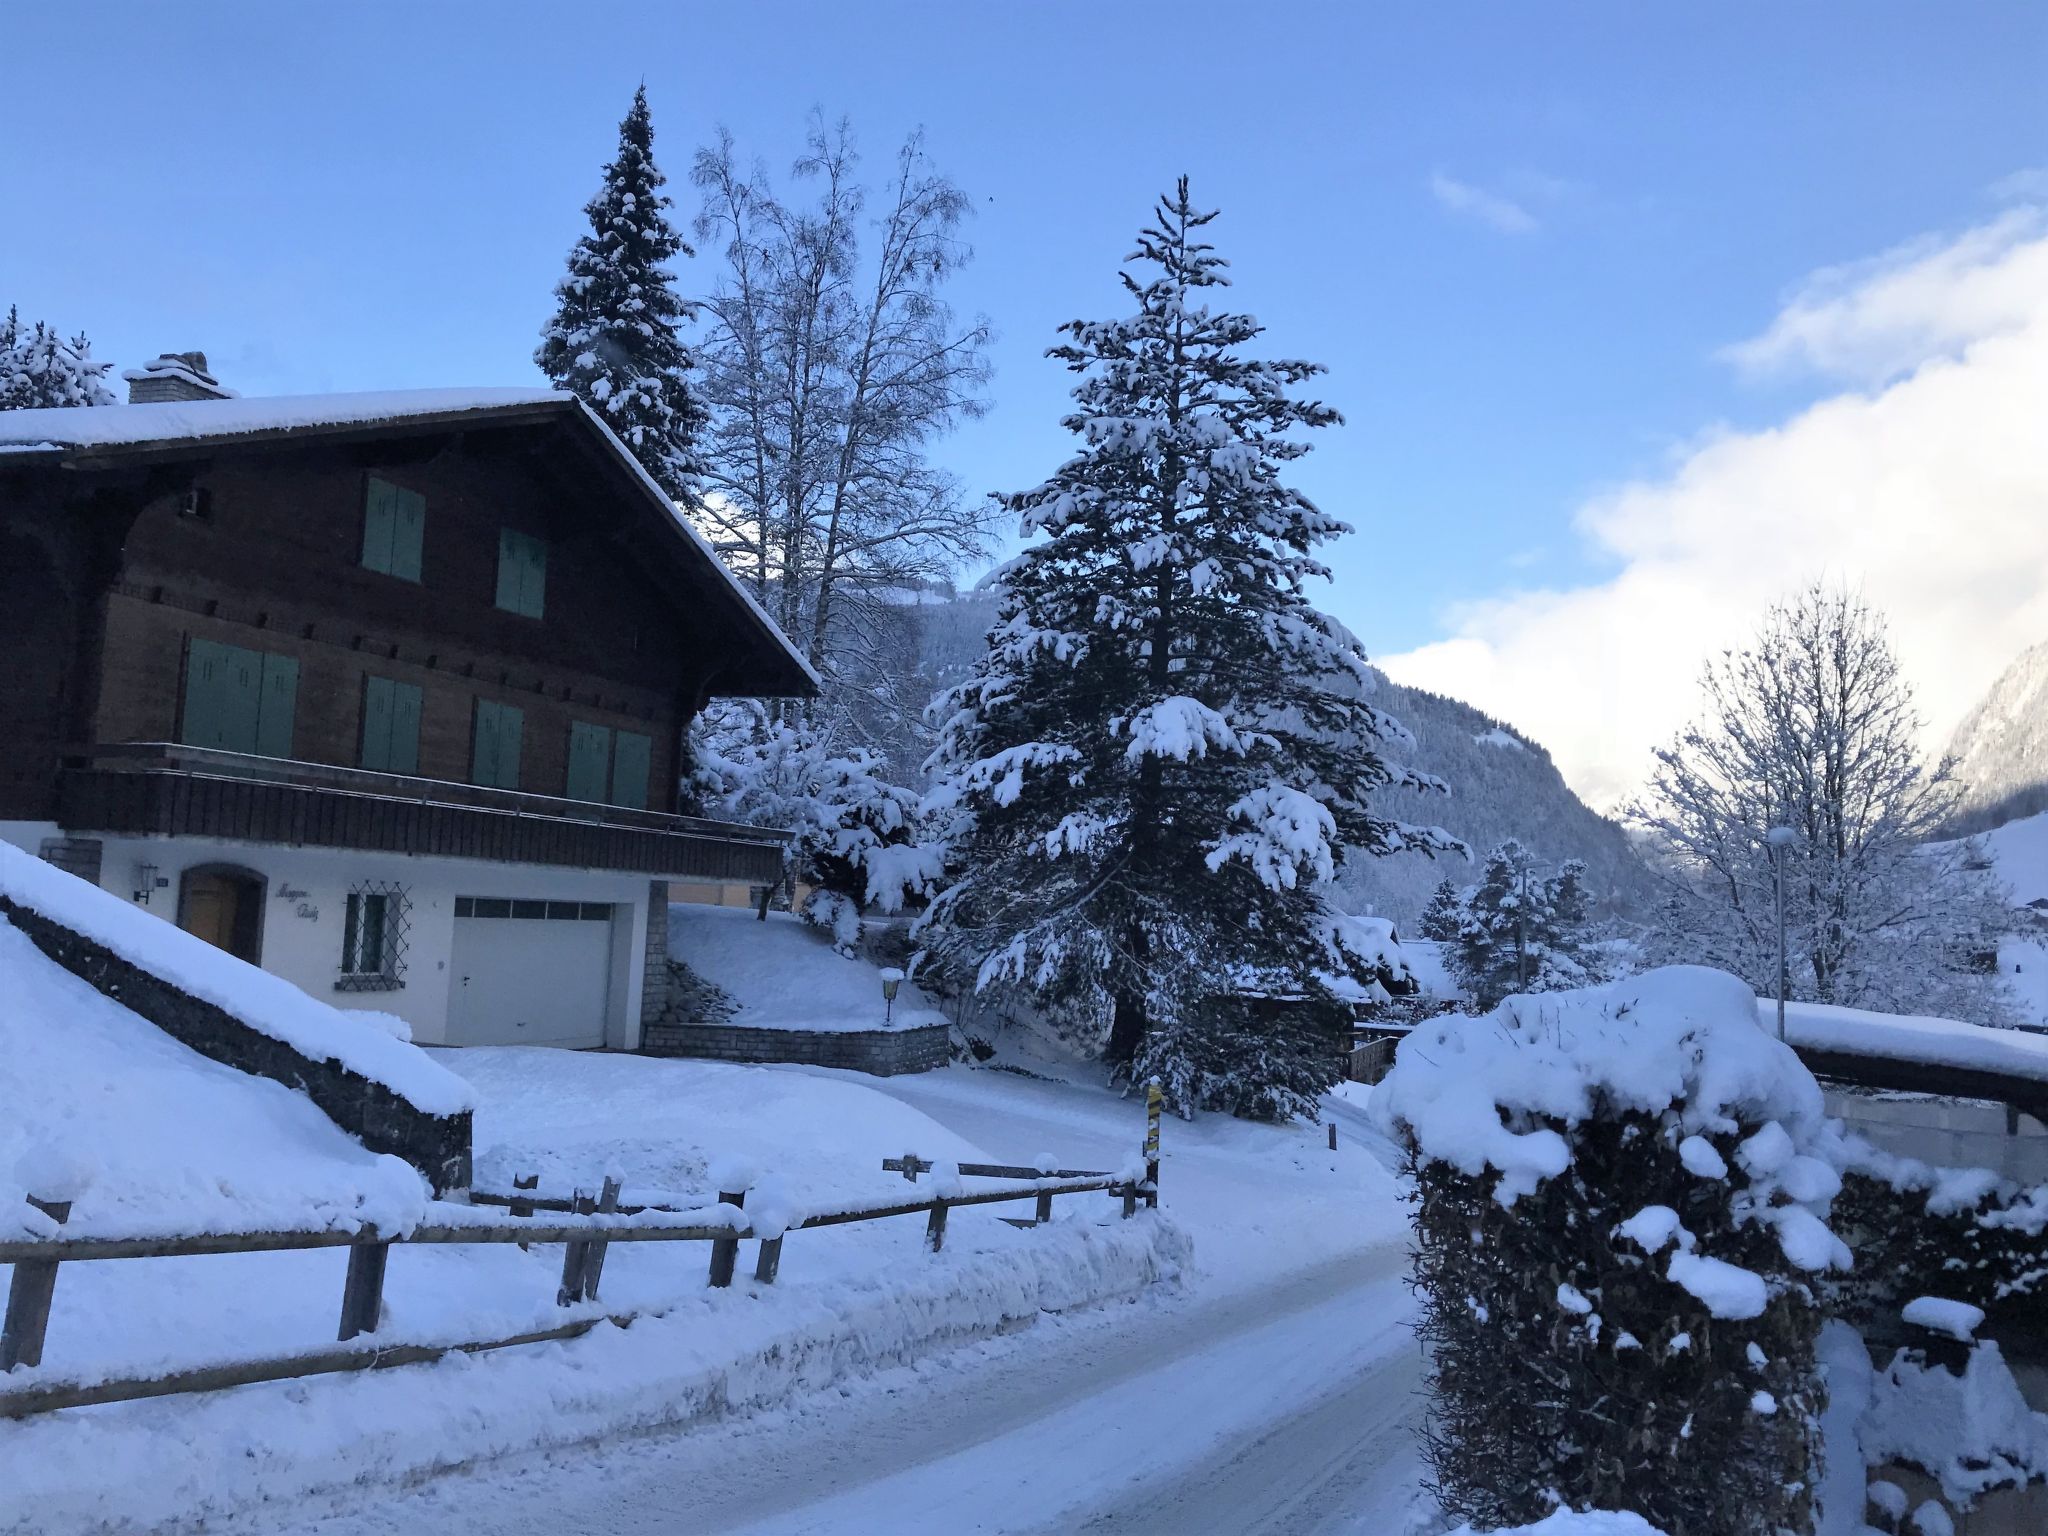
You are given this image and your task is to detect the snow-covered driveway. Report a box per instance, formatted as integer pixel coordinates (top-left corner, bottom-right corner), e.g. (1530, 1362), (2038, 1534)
(245, 1064), (1428, 1535)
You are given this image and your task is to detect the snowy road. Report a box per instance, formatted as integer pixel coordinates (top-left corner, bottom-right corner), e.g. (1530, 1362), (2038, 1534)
(267, 1248), (1423, 1536)
(250, 1065), (1430, 1536)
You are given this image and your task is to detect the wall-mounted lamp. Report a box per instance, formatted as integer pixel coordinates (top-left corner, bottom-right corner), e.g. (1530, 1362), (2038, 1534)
(132, 863), (161, 905)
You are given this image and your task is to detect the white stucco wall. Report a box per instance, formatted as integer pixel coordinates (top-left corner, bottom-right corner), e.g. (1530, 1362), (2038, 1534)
(0, 821), (649, 1049)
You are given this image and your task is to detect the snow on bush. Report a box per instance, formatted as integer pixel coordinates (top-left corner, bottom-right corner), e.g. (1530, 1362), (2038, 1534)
(1829, 1138), (2047, 1338)
(1370, 966), (1842, 1536)
(1445, 1515), (1667, 1536)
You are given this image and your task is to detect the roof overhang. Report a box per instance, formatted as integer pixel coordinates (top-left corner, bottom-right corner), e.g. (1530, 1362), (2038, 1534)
(0, 389), (818, 699)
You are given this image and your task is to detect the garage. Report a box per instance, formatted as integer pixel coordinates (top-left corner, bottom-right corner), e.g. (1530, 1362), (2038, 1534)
(447, 897), (616, 1048)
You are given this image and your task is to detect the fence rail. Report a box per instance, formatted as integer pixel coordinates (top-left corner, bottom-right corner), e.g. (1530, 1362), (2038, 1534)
(0, 1150), (1154, 1419)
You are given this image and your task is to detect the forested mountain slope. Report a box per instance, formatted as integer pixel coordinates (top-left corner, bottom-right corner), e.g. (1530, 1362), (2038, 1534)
(1334, 675), (1658, 927)
(1944, 638), (2048, 835)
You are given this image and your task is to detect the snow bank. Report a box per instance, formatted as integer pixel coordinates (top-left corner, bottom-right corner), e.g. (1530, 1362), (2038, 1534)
(1862, 1339), (2048, 1505)
(0, 1213), (1189, 1534)
(1445, 1513), (1665, 1535)
(0, 918), (431, 1240)
(0, 387), (565, 452)
(1776, 997), (2048, 1085)
(0, 842), (473, 1115)
(1370, 965), (1828, 1203)
(668, 904), (946, 1033)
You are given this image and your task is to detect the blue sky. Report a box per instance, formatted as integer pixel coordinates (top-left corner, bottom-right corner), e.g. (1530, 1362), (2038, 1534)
(5, 3), (2045, 780)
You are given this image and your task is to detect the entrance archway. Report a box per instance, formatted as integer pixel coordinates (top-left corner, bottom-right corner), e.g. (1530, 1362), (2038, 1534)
(176, 865), (266, 963)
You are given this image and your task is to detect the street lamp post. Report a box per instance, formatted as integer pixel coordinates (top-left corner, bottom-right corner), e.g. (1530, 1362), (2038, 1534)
(879, 967), (904, 1027)
(1766, 826), (1795, 1042)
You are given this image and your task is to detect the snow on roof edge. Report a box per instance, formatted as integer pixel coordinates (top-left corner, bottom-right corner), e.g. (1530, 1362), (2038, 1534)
(0, 388), (570, 452)
(569, 399), (822, 694)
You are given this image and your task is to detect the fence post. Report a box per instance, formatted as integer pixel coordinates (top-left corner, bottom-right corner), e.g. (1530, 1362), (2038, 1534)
(754, 1234), (783, 1285)
(557, 1189), (595, 1306)
(337, 1238), (390, 1342)
(925, 1198), (949, 1253)
(1122, 1183), (1138, 1219)
(580, 1176), (623, 1302)
(511, 1171), (539, 1252)
(1034, 1189), (1054, 1225)
(1144, 1076), (1163, 1210)
(1, 1195), (71, 1372)
(1328, 1122), (1338, 1152)
(708, 1187), (747, 1288)
(901, 1153), (922, 1184)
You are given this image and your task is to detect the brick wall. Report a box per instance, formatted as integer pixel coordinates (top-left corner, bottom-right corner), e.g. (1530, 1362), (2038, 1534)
(641, 1020), (950, 1077)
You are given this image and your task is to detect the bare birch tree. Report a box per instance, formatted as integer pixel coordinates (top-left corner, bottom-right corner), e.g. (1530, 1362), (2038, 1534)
(1630, 584), (2014, 1022)
(689, 116), (994, 756)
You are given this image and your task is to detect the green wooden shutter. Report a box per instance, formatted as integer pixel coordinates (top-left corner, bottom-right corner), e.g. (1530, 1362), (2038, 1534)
(610, 730), (651, 810)
(361, 478), (396, 574)
(493, 703), (523, 788)
(567, 721), (612, 803)
(219, 643), (263, 753)
(360, 676), (394, 770)
(495, 529), (523, 612)
(256, 653), (298, 759)
(388, 680), (422, 775)
(390, 486), (426, 583)
(180, 638), (231, 748)
(521, 535), (547, 618)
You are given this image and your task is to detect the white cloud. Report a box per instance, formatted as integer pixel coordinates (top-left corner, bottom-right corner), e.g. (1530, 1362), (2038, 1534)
(1723, 206), (2048, 386)
(1380, 203), (2048, 813)
(1991, 167), (2048, 204)
(1429, 172), (1537, 235)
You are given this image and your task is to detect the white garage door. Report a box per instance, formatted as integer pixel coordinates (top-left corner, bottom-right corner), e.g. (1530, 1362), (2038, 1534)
(448, 898), (615, 1048)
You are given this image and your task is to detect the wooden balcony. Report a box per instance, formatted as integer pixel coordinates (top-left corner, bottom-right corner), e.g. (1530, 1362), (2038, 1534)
(56, 743), (788, 883)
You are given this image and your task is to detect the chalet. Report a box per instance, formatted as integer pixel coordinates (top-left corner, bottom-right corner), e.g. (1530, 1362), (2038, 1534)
(0, 359), (815, 1050)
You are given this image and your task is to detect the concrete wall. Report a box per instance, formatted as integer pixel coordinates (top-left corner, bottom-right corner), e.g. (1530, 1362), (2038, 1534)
(2, 820), (654, 1049)
(1827, 1090), (2048, 1183)
(641, 1019), (950, 1077)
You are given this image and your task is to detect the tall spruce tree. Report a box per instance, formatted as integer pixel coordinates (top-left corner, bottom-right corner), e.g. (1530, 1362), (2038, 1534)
(536, 86), (705, 498)
(0, 307), (115, 409)
(919, 181), (1456, 1117)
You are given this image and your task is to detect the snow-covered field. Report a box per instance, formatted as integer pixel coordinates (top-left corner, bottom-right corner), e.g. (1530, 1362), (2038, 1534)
(669, 903), (946, 1032)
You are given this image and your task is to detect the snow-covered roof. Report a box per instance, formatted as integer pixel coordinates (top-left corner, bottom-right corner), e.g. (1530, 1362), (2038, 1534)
(0, 387), (565, 454)
(0, 389), (819, 694)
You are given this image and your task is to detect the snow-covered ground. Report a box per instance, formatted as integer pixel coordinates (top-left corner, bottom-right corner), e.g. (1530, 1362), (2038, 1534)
(669, 903), (947, 1032)
(146, 1061), (1427, 1536)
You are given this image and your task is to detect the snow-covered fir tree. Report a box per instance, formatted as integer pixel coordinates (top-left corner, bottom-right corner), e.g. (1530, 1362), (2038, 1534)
(919, 181), (1457, 1118)
(0, 307), (115, 410)
(535, 86), (705, 499)
(691, 701), (942, 951)
(1417, 877), (1463, 943)
(1444, 840), (1604, 1008)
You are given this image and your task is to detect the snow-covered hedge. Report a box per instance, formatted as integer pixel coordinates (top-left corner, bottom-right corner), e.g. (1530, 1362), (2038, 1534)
(1830, 1143), (2047, 1340)
(1371, 967), (1848, 1536)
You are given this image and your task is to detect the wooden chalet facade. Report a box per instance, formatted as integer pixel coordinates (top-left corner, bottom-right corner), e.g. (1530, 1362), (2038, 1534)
(0, 380), (815, 1049)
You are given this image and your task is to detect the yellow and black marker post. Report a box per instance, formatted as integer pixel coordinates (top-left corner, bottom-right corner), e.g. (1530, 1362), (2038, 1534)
(1144, 1075), (1163, 1209)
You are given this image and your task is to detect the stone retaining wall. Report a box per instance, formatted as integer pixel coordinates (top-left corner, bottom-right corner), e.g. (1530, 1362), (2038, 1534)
(640, 1019), (949, 1076)
(0, 893), (472, 1193)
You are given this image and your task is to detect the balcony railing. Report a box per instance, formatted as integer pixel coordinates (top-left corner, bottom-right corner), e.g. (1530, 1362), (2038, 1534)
(57, 743), (789, 883)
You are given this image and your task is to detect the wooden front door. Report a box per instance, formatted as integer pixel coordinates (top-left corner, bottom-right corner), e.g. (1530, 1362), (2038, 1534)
(177, 869), (264, 963)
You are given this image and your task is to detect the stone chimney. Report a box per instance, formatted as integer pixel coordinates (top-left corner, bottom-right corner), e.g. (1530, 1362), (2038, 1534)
(123, 352), (237, 404)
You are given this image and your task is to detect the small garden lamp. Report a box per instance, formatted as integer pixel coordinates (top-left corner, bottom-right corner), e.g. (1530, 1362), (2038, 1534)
(879, 967), (905, 1025)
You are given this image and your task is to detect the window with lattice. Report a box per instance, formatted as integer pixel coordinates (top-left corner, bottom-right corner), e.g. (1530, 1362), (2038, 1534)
(337, 882), (408, 991)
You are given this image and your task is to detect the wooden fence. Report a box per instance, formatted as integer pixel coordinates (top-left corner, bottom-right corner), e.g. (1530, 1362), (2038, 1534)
(0, 1154), (1152, 1420)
